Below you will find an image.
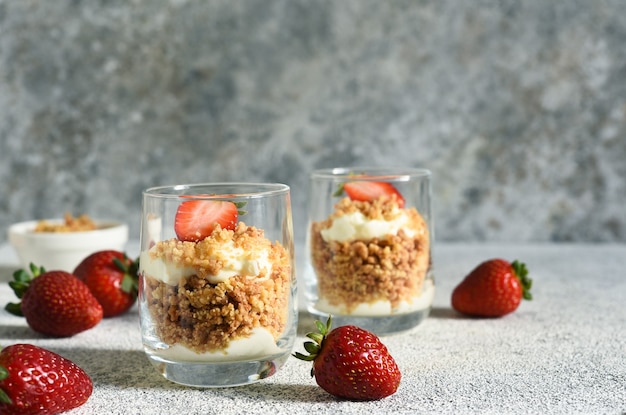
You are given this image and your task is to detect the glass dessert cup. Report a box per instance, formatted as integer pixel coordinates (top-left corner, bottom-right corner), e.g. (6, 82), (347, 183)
(139, 183), (297, 387)
(305, 167), (434, 335)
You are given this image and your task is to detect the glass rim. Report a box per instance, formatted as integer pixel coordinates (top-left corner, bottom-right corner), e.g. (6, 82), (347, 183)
(143, 182), (290, 199)
(310, 167), (431, 180)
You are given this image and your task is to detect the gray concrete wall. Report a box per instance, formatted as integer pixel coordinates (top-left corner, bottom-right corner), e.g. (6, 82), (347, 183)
(1, 0), (625, 245)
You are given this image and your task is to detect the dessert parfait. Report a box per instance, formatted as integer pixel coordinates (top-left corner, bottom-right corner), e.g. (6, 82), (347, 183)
(309, 175), (433, 323)
(139, 192), (293, 368)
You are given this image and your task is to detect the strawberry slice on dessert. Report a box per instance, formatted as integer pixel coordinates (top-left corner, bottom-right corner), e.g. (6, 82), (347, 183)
(174, 199), (239, 242)
(342, 181), (405, 208)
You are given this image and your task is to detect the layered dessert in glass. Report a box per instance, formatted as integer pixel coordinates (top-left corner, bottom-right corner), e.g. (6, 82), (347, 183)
(140, 222), (291, 362)
(306, 168), (433, 334)
(139, 183), (296, 387)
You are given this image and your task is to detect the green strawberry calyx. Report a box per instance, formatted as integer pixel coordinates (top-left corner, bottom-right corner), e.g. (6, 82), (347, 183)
(0, 355), (11, 405)
(332, 183), (346, 198)
(233, 201), (247, 217)
(293, 315), (333, 376)
(5, 263), (46, 317)
(511, 260), (532, 301)
(332, 172), (362, 198)
(112, 255), (140, 297)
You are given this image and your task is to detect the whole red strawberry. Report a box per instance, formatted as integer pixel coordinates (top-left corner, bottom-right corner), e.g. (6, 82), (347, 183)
(73, 250), (139, 317)
(0, 343), (93, 415)
(5, 264), (103, 337)
(451, 259), (532, 317)
(294, 316), (401, 400)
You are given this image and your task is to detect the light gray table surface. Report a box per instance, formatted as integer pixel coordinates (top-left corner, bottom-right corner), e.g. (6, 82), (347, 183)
(0, 242), (624, 415)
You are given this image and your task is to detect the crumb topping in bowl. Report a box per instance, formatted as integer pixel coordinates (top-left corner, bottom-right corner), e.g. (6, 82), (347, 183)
(33, 213), (97, 233)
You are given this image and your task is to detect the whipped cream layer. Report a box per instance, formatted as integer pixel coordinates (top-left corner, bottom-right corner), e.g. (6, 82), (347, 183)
(320, 210), (417, 243)
(315, 279), (435, 316)
(139, 239), (273, 285)
(150, 327), (282, 362)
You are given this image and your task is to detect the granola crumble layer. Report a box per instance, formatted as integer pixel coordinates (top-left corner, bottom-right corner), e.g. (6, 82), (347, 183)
(310, 197), (430, 313)
(143, 222), (291, 354)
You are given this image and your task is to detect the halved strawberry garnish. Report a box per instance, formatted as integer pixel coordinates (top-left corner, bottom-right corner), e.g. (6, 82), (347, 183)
(342, 181), (405, 208)
(174, 200), (238, 242)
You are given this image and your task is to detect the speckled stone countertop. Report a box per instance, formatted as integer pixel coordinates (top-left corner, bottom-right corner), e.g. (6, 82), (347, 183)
(0, 242), (624, 415)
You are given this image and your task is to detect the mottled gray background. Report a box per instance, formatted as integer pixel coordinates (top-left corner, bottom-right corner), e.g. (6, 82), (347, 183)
(1, 0), (625, 246)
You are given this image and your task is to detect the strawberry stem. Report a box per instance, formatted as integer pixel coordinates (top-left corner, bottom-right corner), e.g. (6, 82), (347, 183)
(30, 262), (45, 276)
(512, 260), (532, 301)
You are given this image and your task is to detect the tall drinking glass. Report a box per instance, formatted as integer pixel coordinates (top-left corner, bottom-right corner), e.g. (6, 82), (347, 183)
(305, 167), (433, 335)
(139, 183), (297, 387)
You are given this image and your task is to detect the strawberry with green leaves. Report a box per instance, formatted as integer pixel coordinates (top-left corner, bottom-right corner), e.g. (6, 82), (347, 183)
(5, 264), (103, 337)
(338, 180), (405, 208)
(73, 250), (139, 318)
(0, 343), (92, 415)
(294, 316), (401, 400)
(174, 198), (246, 242)
(452, 258), (532, 317)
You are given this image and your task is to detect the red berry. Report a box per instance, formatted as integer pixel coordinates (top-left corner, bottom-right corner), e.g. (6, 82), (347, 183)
(0, 344), (92, 415)
(174, 199), (239, 242)
(5, 265), (103, 337)
(73, 250), (139, 317)
(342, 181), (405, 208)
(294, 317), (401, 400)
(451, 259), (532, 317)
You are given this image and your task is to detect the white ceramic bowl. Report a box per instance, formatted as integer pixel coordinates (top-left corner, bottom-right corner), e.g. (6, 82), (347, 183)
(8, 219), (129, 272)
